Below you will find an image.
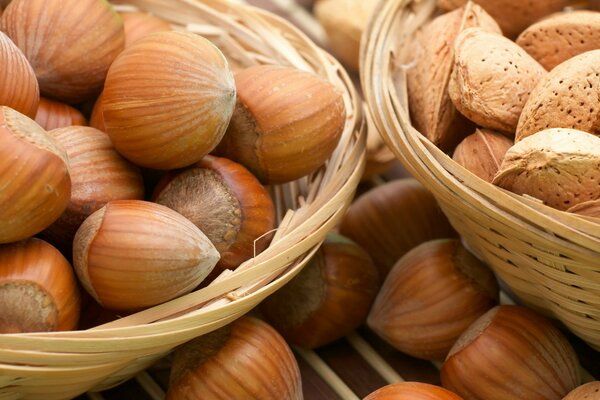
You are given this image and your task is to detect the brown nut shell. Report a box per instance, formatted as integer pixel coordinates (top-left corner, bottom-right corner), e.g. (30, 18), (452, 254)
(121, 11), (171, 48)
(216, 64), (345, 184)
(43, 126), (144, 250)
(0, 238), (80, 333)
(167, 316), (303, 400)
(1, 0), (124, 103)
(516, 50), (600, 141)
(0, 106), (71, 243)
(367, 239), (499, 361)
(436, 0), (572, 38)
(567, 200), (600, 218)
(441, 305), (580, 400)
(103, 31), (236, 169)
(154, 155), (275, 274)
(492, 128), (600, 211)
(339, 179), (457, 278)
(517, 11), (600, 71)
(406, 3), (501, 151)
(364, 382), (464, 400)
(73, 200), (220, 311)
(260, 233), (380, 349)
(452, 128), (514, 182)
(0, 31), (39, 118)
(89, 91), (105, 133)
(449, 28), (546, 134)
(34, 97), (86, 131)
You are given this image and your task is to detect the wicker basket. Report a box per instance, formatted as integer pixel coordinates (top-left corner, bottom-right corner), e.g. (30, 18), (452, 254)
(361, 0), (600, 351)
(0, 1), (366, 398)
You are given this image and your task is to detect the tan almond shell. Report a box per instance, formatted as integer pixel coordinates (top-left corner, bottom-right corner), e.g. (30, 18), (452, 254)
(492, 128), (600, 211)
(517, 11), (600, 71)
(449, 28), (546, 134)
(452, 128), (514, 182)
(406, 3), (501, 152)
(436, 0), (572, 38)
(567, 199), (600, 218)
(516, 50), (600, 142)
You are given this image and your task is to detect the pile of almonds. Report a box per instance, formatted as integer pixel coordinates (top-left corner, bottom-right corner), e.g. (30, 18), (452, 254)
(405, 0), (600, 216)
(0, 0), (347, 333)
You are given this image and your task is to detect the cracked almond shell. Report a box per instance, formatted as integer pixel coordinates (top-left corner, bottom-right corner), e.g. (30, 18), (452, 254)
(492, 128), (600, 211)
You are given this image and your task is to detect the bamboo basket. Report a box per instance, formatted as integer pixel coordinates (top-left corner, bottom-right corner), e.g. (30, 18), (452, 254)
(361, 0), (600, 351)
(0, 1), (366, 398)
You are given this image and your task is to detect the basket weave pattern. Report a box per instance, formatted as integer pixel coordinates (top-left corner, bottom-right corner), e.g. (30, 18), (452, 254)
(0, 0), (366, 398)
(361, 0), (600, 350)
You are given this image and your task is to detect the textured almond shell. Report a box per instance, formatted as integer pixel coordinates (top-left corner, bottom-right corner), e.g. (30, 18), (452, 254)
(517, 11), (600, 71)
(103, 31), (236, 170)
(567, 200), (600, 218)
(0, 238), (80, 333)
(0, 31), (39, 118)
(562, 381), (600, 400)
(217, 64), (345, 184)
(1, 0), (125, 103)
(73, 200), (220, 311)
(167, 316), (303, 400)
(436, 0), (572, 38)
(449, 28), (546, 133)
(406, 3), (501, 151)
(364, 382), (464, 400)
(516, 50), (600, 141)
(0, 106), (71, 243)
(441, 305), (580, 400)
(452, 128), (513, 182)
(34, 97), (86, 131)
(44, 126), (144, 249)
(493, 128), (600, 211)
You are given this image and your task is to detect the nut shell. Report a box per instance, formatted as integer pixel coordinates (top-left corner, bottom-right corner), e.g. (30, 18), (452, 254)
(339, 179), (457, 278)
(154, 155), (275, 274)
(121, 11), (171, 48)
(367, 239), (499, 361)
(517, 11), (600, 71)
(0, 106), (71, 243)
(563, 382), (600, 400)
(260, 233), (380, 349)
(73, 200), (220, 311)
(516, 50), (600, 141)
(492, 128), (600, 211)
(216, 64), (345, 183)
(436, 0), (572, 38)
(167, 316), (303, 400)
(34, 97), (86, 131)
(452, 128), (514, 182)
(1, 0), (125, 103)
(0, 31), (39, 118)
(0, 238), (80, 333)
(43, 126), (144, 250)
(449, 28), (546, 133)
(406, 3), (501, 151)
(441, 305), (580, 400)
(364, 382), (464, 400)
(103, 31), (236, 169)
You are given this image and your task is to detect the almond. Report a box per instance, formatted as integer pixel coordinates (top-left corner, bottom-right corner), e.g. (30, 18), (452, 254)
(452, 128), (514, 182)
(449, 28), (546, 134)
(567, 200), (600, 218)
(492, 128), (600, 211)
(517, 11), (600, 71)
(436, 0), (572, 38)
(406, 3), (501, 151)
(516, 50), (600, 142)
